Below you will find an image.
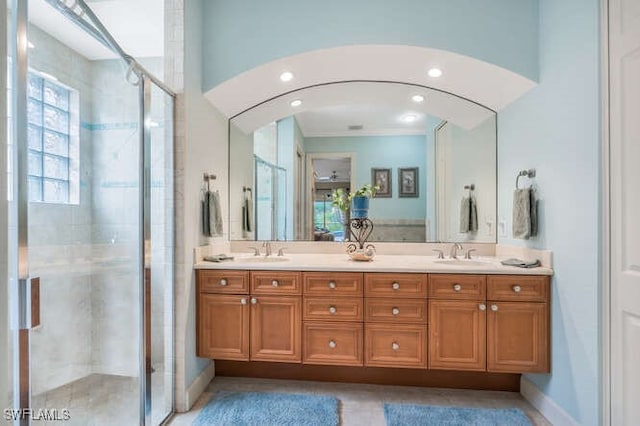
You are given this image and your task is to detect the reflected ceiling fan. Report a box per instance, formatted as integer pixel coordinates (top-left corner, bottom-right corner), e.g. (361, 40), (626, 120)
(316, 170), (339, 181)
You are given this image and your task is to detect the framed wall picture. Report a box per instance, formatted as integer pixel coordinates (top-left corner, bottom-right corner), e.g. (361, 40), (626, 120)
(371, 168), (391, 197)
(399, 167), (419, 197)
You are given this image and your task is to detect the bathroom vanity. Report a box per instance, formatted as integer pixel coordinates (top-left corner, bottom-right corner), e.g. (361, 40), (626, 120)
(195, 254), (551, 391)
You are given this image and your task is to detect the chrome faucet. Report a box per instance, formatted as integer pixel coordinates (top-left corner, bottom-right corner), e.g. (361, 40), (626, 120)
(449, 243), (463, 259)
(262, 241), (273, 256)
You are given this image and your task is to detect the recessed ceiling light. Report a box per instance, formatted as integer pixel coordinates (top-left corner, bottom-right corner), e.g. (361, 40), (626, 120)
(411, 95), (425, 103)
(290, 99), (302, 107)
(427, 68), (443, 78)
(27, 41), (35, 49)
(280, 71), (293, 82)
(402, 114), (417, 123)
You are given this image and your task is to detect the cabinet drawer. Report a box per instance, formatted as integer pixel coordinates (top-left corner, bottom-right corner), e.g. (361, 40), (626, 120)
(303, 272), (363, 296)
(303, 297), (363, 322)
(364, 298), (427, 324)
(364, 324), (427, 369)
(251, 271), (301, 295)
(303, 322), (363, 366)
(429, 274), (486, 300)
(487, 275), (549, 302)
(364, 273), (428, 298)
(198, 270), (249, 294)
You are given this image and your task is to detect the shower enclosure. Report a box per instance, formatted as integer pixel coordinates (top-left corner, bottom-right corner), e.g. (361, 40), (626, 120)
(2, 0), (174, 424)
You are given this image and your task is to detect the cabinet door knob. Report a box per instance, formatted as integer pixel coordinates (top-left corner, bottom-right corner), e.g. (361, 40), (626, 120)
(328, 340), (337, 349)
(479, 303), (486, 311)
(329, 306), (337, 314)
(251, 298), (257, 305)
(392, 342), (400, 351)
(453, 284), (462, 292)
(271, 280), (279, 287)
(512, 285), (521, 293)
(240, 298), (247, 305)
(491, 304), (498, 311)
(328, 281), (336, 289)
(392, 307), (400, 316)
(392, 282), (400, 290)
(220, 279), (228, 286)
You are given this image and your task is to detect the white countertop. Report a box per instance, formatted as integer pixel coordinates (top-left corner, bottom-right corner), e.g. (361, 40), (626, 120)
(194, 253), (553, 275)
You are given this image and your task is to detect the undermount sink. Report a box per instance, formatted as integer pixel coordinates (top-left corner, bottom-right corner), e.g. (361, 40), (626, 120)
(240, 256), (290, 263)
(434, 259), (491, 267)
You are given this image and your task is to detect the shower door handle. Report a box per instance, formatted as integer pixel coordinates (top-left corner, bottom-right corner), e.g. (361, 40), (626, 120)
(18, 277), (40, 329)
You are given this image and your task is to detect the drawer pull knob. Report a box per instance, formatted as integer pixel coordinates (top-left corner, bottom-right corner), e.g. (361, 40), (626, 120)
(479, 303), (486, 311)
(251, 298), (257, 305)
(392, 342), (400, 351)
(491, 304), (498, 311)
(240, 298), (247, 305)
(392, 307), (400, 316)
(220, 279), (228, 286)
(328, 340), (337, 349)
(328, 281), (336, 289)
(453, 284), (462, 292)
(329, 306), (337, 314)
(271, 280), (279, 287)
(512, 285), (522, 293)
(392, 282), (400, 290)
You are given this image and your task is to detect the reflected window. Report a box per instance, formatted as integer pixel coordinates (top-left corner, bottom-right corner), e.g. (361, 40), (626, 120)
(26, 72), (77, 204)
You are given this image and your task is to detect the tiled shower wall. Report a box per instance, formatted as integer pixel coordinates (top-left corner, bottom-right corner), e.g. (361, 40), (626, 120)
(27, 22), (164, 394)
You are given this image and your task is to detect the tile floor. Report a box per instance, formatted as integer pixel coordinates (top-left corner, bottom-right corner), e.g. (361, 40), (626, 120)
(168, 376), (551, 426)
(31, 371), (171, 426)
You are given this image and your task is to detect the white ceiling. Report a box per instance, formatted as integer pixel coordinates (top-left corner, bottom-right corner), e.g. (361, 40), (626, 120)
(206, 45), (536, 121)
(28, 0), (164, 60)
(231, 81), (495, 137)
(312, 158), (351, 183)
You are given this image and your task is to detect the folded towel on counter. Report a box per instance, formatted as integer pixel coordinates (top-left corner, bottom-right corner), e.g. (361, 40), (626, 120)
(459, 195), (478, 233)
(203, 254), (235, 263)
(512, 188), (532, 239)
(500, 258), (541, 268)
(202, 190), (224, 237)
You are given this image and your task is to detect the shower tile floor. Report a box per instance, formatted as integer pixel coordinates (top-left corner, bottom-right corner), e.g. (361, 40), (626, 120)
(31, 370), (170, 426)
(169, 376), (551, 426)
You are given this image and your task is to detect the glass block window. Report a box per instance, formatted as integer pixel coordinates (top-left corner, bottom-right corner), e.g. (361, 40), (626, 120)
(27, 73), (73, 203)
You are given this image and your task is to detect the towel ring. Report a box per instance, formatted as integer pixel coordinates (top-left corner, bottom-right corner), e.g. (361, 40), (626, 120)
(516, 169), (536, 189)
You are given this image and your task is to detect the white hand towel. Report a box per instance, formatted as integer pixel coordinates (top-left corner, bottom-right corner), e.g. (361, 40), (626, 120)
(207, 190), (224, 236)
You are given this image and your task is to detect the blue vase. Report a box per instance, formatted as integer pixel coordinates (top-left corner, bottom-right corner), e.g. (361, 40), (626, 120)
(351, 196), (369, 219)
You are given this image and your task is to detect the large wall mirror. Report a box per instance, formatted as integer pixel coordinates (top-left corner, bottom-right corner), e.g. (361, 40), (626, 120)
(229, 81), (496, 243)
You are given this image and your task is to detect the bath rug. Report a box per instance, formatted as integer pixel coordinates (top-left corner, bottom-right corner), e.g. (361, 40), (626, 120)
(383, 403), (532, 426)
(192, 390), (339, 426)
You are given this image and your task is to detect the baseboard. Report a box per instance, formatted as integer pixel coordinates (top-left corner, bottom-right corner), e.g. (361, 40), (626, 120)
(520, 376), (578, 426)
(182, 361), (215, 412)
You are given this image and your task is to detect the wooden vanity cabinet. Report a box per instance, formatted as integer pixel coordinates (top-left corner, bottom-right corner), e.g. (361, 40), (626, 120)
(487, 275), (550, 373)
(197, 270), (302, 363)
(196, 270), (250, 360)
(428, 274), (487, 371)
(301, 272), (364, 366)
(364, 273), (428, 369)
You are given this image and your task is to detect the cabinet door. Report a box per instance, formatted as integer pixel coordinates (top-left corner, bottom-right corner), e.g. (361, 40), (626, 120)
(250, 296), (302, 363)
(429, 300), (486, 371)
(198, 294), (250, 360)
(487, 302), (549, 373)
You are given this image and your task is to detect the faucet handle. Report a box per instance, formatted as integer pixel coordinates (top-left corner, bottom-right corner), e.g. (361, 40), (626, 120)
(432, 249), (445, 259)
(277, 247), (287, 257)
(248, 246), (261, 256)
(465, 248), (477, 259)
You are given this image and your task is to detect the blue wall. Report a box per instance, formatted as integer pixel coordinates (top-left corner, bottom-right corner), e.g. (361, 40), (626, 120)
(201, 0), (539, 90)
(304, 135), (427, 220)
(497, 0), (600, 423)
